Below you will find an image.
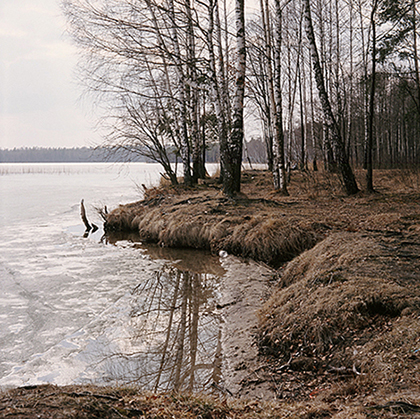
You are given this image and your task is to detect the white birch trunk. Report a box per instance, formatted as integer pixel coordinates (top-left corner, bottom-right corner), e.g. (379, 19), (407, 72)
(224, 0), (246, 195)
(207, 0), (229, 184)
(273, 0), (288, 194)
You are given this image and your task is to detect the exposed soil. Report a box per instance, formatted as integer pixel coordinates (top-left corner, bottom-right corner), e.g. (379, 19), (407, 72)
(2, 169), (420, 418)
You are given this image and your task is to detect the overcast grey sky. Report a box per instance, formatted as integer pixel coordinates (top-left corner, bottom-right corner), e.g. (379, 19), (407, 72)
(0, 0), (98, 149)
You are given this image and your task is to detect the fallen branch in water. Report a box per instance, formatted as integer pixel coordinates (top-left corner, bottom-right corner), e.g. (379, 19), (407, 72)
(80, 199), (91, 231)
(80, 199), (98, 237)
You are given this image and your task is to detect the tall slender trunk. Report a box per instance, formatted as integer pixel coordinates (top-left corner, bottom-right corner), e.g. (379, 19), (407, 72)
(215, 0), (231, 127)
(215, 0), (230, 182)
(168, 0), (192, 185)
(263, 0), (286, 191)
(185, 0), (205, 182)
(298, 57), (306, 170)
(316, 0), (333, 170)
(259, 0), (274, 172)
(358, 0), (369, 170)
(348, 0), (354, 162)
(285, 5), (292, 162)
(223, 0), (231, 114)
(207, 0), (229, 185)
(413, 0), (420, 116)
(309, 51), (317, 170)
(224, 0), (246, 196)
(334, 0), (344, 147)
(366, 0), (378, 192)
(303, 0), (359, 195)
(273, 0), (288, 194)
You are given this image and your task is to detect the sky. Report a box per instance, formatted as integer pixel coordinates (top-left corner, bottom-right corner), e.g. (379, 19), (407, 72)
(0, 0), (99, 149)
(0, 0), (261, 151)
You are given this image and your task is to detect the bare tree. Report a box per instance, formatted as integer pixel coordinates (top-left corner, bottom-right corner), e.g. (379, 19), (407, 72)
(366, 0), (379, 192)
(303, 0), (359, 195)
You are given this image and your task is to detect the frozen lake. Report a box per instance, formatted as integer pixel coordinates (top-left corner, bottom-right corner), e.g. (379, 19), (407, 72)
(0, 163), (226, 390)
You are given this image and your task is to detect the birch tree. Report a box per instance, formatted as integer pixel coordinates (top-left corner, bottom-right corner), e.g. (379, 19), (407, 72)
(273, 0), (288, 194)
(303, 0), (360, 195)
(224, 0), (246, 195)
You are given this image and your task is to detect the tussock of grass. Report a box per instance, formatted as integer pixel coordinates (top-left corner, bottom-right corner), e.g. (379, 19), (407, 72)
(258, 231), (420, 393)
(105, 193), (321, 267)
(218, 217), (318, 267)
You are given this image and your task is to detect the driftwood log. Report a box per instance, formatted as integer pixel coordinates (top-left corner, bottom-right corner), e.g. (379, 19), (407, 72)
(80, 199), (98, 237)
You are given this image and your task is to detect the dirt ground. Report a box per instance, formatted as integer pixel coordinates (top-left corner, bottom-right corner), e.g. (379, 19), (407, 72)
(1, 169), (420, 418)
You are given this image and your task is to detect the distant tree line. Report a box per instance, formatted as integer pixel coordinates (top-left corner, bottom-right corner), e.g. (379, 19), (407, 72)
(0, 147), (143, 163)
(0, 142), (267, 164)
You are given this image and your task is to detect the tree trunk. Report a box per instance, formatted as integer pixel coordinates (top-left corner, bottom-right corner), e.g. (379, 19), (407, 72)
(302, 0), (359, 195)
(348, 0), (354, 163)
(413, 0), (420, 116)
(207, 0), (229, 186)
(366, 0), (378, 192)
(298, 58), (306, 170)
(168, 0), (192, 186)
(259, 0), (274, 172)
(273, 0), (288, 194)
(309, 51), (317, 170)
(224, 0), (246, 196)
(185, 0), (205, 183)
(215, 0), (231, 127)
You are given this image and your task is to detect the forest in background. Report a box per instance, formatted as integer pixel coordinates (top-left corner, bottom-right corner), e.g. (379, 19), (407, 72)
(0, 147), (146, 163)
(0, 139), (266, 164)
(60, 0), (419, 195)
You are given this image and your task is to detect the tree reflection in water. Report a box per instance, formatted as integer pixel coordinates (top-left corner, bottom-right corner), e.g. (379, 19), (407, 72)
(89, 262), (222, 392)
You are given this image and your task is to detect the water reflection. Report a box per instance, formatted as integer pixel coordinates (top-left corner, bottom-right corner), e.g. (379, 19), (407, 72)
(105, 231), (226, 276)
(86, 232), (224, 392)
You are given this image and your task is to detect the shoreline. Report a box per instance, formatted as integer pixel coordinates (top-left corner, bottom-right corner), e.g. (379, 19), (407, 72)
(2, 169), (420, 417)
(104, 172), (326, 269)
(104, 169), (420, 401)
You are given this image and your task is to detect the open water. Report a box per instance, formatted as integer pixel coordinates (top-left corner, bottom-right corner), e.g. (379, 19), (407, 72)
(0, 163), (226, 391)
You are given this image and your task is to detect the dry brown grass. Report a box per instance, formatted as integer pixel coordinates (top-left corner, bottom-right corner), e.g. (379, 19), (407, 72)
(258, 232), (420, 356)
(257, 224), (420, 405)
(0, 384), (275, 418)
(2, 383), (420, 418)
(105, 187), (323, 267)
(105, 168), (420, 267)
